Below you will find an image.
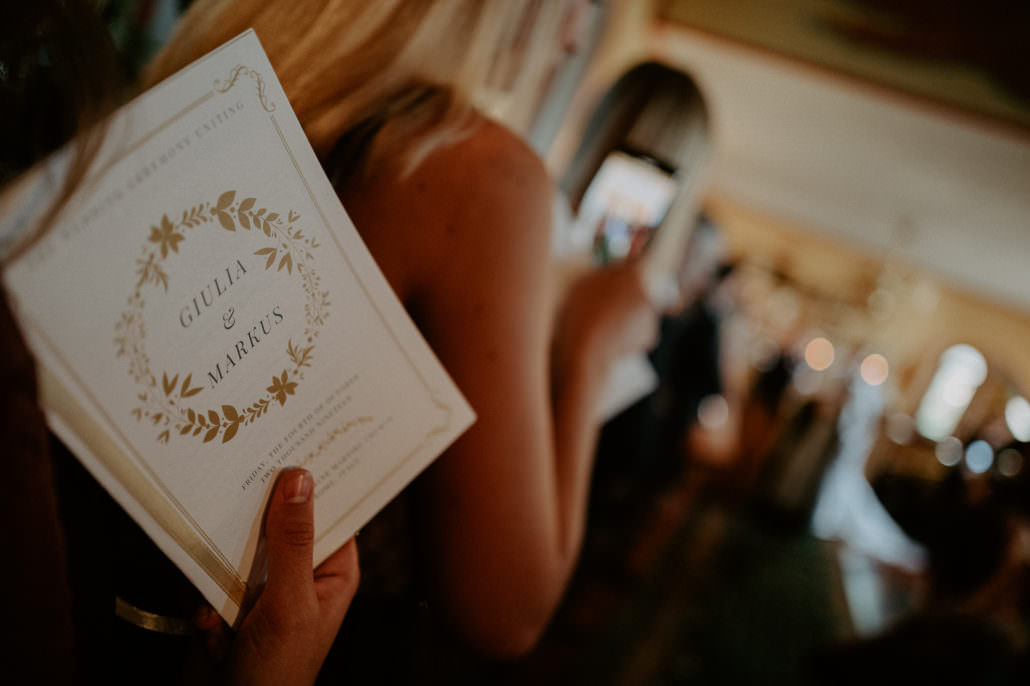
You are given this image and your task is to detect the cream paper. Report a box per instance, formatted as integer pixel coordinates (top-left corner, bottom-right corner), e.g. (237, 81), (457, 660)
(1, 31), (474, 624)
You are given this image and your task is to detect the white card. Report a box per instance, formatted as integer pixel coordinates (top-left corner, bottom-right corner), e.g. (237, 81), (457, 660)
(1, 31), (474, 624)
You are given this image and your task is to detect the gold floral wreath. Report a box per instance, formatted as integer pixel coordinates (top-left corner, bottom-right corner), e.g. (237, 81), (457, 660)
(114, 190), (329, 445)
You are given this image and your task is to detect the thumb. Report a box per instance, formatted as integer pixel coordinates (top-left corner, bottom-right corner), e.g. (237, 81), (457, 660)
(263, 468), (316, 605)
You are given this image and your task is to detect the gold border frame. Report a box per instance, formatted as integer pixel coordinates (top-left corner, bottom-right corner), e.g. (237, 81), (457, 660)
(25, 32), (454, 608)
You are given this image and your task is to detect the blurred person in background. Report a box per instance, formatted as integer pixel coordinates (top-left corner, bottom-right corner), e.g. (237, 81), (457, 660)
(590, 216), (733, 509)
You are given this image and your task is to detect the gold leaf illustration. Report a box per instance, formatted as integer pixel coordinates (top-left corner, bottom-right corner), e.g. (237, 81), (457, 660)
(122, 189), (327, 447)
(162, 372), (178, 396)
(217, 211), (235, 232)
(181, 374), (203, 398)
(222, 422), (240, 443)
(154, 264), (169, 292)
(255, 247), (276, 270)
(266, 371), (297, 406)
(287, 339), (314, 369)
(217, 190), (236, 209)
(148, 215), (184, 258)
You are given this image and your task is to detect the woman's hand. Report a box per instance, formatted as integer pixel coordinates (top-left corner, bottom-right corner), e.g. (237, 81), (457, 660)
(552, 259), (659, 383)
(196, 469), (359, 686)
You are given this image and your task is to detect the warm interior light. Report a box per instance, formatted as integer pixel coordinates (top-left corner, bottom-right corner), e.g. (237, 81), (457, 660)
(860, 354), (889, 386)
(915, 344), (988, 441)
(1005, 396), (1030, 442)
(804, 337), (835, 371)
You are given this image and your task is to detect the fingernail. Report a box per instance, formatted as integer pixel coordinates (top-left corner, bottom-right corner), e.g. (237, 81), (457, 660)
(283, 469), (313, 504)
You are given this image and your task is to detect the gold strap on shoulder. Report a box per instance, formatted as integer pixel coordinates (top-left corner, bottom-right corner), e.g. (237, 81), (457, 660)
(114, 596), (196, 636)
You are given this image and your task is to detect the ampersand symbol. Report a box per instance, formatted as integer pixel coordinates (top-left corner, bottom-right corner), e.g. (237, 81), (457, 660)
(223, 307), (236, 329)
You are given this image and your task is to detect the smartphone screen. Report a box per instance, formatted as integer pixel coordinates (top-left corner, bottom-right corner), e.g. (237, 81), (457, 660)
(573, 150), (679, 265)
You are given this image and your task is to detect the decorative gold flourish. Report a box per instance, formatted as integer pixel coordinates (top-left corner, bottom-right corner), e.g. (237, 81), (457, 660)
(116, 190), (330, 445)
(266, 371), (298, 406)
(148, 215), (184, 258)
(214, 65), (275, 112)
(297, 416), (374, 469)
(287, 339), (314, 370)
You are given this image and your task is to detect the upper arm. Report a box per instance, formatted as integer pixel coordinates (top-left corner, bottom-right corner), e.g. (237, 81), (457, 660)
(341, 121), (563, 655)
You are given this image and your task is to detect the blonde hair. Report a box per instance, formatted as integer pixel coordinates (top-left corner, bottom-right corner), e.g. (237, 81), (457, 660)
(145, 0), (567, 176)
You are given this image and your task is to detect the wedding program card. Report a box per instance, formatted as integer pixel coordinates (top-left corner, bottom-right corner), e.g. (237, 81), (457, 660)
(1, 31), (474, 624)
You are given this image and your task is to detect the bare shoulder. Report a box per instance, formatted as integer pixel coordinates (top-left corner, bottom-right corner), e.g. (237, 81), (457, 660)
(339, 115), (553, 301)
(426, 115), (551, 202)
(406, 115), (554, 265)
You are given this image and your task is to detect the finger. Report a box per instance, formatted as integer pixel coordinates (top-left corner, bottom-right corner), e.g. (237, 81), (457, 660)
(263, 468), (316, 605)
(314, 538), (360, 618)
(314, 537), (358, 579)
(193, 604), (221, 631)
(205, 621), (229, 662)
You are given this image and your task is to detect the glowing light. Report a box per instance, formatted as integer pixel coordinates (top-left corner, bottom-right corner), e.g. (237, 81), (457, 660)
(915, 344), (988, 441)
(805, 337), (835, 371)
(998, 449), (1023, 478)
(942, 378), (976, 408)
(886, 412), (914, 445)
(860, 354), (889, 386)
(1004, 396), (1030, 442)
(697, 394), (730, 430)
(935, 437), (963, 467)
(965, 440), (994, 474)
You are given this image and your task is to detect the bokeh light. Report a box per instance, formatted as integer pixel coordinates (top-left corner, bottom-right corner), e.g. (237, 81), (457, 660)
(804, 337), (835, 371)
(915, 344), (988, 441)
(998, 449), (1024, 478)
(1004, 396), (1030, 442)
(964, 440), (994, 474)
(860, 354), (889, 386)
(935, 437), (963, 467)
(697, 394), (730, 430)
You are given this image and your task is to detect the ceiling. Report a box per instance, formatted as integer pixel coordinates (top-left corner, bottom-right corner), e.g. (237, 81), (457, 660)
(647, 21), (1030, 311)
